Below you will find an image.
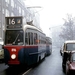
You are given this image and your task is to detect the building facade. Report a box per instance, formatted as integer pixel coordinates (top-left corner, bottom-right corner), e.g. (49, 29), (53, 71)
(0, 0), (40, 39)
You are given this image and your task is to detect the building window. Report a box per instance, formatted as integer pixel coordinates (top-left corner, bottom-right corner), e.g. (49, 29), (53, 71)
(0, 23), (1, 28)
(16, 6), (19, 10)
(5, 0), (9, 4)
(5, 9), (9, 16)
(11, 12), (14, 16)
(26, 14), (30, 22)
(2, 8), (5, 14)
(23, 17), (26, 24)
(19, 7), (21, 14)
(15, 4), (17, 8)
(22, 9), (24, 16)
(6, 3), (8, 7)
(11, 0), (14, 8)
(0, 6), (1, 11)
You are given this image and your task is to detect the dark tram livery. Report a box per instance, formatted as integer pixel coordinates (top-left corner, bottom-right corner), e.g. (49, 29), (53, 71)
(3, 16), (47, 66)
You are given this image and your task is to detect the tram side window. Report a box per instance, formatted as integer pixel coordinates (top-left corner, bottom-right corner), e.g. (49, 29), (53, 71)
(40, 36), (43, 44)
(28, 32), (30, 45)
(34, 33), (37, 44)
(25, 33), (28, 45)
(25, 32), (34, 45)
(31, 33), (33, 45)
(40, 36), (46, 44)
(38, 35), (40, 44)
(39, 36), (41, 44)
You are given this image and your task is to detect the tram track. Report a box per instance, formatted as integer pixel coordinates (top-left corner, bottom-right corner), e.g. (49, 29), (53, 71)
(22, 68), (32, 75)
(21, 60), (45, 75)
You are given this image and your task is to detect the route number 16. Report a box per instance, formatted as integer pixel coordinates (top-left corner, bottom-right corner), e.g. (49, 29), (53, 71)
(9, 18), (15, 25)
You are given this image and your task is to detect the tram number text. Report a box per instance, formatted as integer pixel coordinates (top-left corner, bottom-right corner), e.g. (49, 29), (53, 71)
(9, 18), (15, 25)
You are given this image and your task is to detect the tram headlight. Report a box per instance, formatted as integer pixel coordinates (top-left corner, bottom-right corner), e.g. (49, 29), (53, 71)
(11, 54), (16, 59)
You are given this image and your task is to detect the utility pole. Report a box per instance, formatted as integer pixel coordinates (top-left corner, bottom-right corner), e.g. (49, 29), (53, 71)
(1, 0), (3, 39)
(26, 6), (42, 28)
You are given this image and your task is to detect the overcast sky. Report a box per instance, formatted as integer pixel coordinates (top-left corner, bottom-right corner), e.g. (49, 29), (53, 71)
(24, 0), (75, 36)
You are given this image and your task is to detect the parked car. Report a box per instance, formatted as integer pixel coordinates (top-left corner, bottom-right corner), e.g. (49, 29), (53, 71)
(0, 38), (4, 62)
(66, 51), (75, 75)
(62, 40), (75, 72)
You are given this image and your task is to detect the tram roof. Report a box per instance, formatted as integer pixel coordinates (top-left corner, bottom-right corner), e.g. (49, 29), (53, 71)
(64, 40), (75, 44)
(24, 24), (45, 35)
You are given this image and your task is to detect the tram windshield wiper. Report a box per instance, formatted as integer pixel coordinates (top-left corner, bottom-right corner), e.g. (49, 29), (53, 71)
(13, 33), (19, 44)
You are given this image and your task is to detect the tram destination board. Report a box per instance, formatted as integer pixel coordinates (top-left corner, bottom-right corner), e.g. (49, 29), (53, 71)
(5, 16), (22, 29)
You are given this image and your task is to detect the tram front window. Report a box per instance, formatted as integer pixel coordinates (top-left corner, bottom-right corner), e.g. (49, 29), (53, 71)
(5, 30), (24, 45)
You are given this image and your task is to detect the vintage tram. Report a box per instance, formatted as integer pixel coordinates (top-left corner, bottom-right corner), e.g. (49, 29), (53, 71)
(3, 16), (46, 66)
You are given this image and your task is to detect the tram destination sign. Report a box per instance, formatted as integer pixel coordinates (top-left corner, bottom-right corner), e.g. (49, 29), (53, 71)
(5, 16), (22, 29)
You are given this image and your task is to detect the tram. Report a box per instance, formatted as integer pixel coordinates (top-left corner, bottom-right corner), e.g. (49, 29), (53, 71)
(3, 16), (46, 66)
(46, 37), (52, 56)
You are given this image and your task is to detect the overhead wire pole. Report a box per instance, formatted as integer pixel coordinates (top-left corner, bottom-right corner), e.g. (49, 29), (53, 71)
(24, 0), (43, 28)
(26, 6), (43, 20)
(26, 6), (43, 28)
(26, 6), (43, 18)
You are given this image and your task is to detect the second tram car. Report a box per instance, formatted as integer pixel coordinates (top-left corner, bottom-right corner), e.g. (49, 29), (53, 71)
(3, 16), (47, 66)
(46, 37), (52, 56)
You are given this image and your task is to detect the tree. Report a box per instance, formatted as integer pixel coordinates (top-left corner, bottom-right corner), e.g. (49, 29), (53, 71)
(59, 14), (75, 40)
